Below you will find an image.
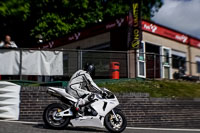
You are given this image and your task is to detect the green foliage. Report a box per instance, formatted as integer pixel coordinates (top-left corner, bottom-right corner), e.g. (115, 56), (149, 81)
(0, 0), (30, 21)
(0, 0), (163, 46)
(30, 13), (72, 40)
(141, 0), (163, 20)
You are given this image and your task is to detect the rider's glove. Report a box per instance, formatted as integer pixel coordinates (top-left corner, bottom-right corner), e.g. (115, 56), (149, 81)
(100, 91), (108, 97)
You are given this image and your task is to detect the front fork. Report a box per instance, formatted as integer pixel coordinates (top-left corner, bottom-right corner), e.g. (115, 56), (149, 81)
(111, 109), (119, 121)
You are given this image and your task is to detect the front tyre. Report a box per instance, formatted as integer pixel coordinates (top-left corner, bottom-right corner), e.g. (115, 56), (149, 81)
(104, 109), (127, 133)
(43, 103), (70, 129)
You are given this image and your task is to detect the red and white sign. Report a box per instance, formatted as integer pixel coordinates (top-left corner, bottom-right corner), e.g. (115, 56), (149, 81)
(190, 38), (200, 48)
(142, 21), (189, 44)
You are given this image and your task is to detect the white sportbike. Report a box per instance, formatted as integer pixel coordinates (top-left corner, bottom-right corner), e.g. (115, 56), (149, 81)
(43, 87), (127, 133)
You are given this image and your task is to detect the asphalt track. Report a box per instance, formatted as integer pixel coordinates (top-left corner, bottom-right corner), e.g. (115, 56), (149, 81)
(0, 120), (199, 133)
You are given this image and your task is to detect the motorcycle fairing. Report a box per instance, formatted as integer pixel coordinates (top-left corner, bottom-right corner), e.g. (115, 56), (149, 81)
(70, 116), (104, 128)
(48, 87), (78, 103)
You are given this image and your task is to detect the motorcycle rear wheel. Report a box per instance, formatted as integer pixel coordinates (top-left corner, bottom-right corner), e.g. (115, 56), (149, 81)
(104, 109), (127, 133)
(43, 103), (70, 129)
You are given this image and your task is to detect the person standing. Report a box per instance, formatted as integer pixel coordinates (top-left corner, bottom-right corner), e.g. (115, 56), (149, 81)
(3, 35), (18, 48)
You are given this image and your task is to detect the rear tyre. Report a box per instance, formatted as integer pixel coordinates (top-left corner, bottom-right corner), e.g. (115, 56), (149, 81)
(104, 109), (127, 133)
(43, 103), (70, 129)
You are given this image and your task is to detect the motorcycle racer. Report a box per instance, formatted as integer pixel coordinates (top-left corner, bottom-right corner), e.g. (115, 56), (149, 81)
(66, 63), (102, 115)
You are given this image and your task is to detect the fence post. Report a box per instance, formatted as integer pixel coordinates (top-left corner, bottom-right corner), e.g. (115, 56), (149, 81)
(127, 51), (130, 78)
(19, 49), (22, 80)
(80, 50), (82, 69)
(77, 50), (79, 70)
(154, 54), (156, 79)
(77, 50), (83, 70)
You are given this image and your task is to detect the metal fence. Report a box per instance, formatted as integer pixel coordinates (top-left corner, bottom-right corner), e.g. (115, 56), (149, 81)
(0, 48), (199, 81)
(62, 49), (128, 79)
(0, 49), (128, 81)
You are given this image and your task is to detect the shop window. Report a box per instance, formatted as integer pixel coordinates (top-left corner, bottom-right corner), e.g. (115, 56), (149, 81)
(139, 62), (145, 76)
(139, 42), (144, 61)
(163, 49), (169, 64)
(197, 61), (200, 73)
(172, 55), (186, 69)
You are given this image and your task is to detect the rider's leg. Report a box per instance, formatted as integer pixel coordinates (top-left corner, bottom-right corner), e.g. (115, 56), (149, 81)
(75, 93), (90, 109)
(75, 93), (96, 116)
(67, 84), (92, 116)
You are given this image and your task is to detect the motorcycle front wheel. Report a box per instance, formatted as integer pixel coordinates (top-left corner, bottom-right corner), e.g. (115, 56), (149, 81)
(104, 109), (127, 133)
(43, 103), (70, 129)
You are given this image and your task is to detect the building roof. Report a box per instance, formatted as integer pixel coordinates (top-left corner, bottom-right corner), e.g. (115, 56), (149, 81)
(38, 16), (200, 49)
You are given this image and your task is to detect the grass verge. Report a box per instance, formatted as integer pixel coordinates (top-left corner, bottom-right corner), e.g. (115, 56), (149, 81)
(97, 79), (200, 98)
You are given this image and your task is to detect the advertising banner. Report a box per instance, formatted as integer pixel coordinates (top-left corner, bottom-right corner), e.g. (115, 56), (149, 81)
(190, 38), (200, 48)
(127, 0), (142, 49)
(142, 21), (189, 44)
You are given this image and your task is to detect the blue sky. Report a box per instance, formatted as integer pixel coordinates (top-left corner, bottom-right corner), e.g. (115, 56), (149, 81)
(152, 0), (200, 39)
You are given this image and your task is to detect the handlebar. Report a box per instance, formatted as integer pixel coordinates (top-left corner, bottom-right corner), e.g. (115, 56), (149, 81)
(100, 89), (114, 99)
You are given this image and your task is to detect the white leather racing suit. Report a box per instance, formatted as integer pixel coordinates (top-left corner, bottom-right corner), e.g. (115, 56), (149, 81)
(66, 70), (102, 107)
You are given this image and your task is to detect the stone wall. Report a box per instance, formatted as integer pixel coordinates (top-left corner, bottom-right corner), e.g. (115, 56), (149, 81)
(20, 87), (200, 128)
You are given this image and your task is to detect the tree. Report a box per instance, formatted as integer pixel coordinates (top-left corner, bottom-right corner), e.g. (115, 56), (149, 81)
(0, 0), (162, 47)
(141, 0), (163, 20)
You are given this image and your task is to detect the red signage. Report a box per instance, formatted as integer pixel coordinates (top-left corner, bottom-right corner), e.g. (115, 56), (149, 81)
(190, 38), (200, 48)
(142, 21), (189, 44)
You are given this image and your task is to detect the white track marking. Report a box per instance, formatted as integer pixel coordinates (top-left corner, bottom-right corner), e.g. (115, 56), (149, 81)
(127, 127), (200, 132)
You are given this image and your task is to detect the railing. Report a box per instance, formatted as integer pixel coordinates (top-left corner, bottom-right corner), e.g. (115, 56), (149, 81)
(0, 49), (128, 81)
(0, 48), (199, 81)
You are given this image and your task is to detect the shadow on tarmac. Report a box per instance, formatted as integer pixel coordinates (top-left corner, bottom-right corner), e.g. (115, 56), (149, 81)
(32, 124), (108, 132)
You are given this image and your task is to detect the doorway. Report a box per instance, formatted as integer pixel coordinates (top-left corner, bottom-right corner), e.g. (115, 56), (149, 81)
(160, 47), (172, 79)
(145, 43), (161, 78)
